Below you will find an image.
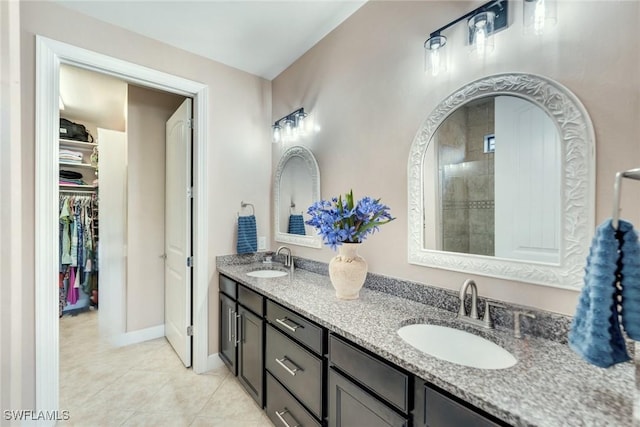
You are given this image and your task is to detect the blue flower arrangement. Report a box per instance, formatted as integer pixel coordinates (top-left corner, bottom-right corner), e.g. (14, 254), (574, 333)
(306, 190), (395, 250)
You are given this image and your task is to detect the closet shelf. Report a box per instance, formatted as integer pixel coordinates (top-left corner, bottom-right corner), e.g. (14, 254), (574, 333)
(59, 161), (96, 169)
(60, 139), (97, 149)
(59, 184), (97, 191)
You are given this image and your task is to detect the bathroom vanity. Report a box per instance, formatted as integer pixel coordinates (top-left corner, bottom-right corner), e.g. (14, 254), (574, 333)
(216, 258), (634, 427)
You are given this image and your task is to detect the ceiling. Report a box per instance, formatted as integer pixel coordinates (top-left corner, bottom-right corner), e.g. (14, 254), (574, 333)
(52, 0), (367, 80)
(59, 64), (128, 130)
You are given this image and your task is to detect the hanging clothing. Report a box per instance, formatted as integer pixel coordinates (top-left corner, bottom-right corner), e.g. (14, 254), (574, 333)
(60, 198), (72, 265)
(59, 193), (99, 314)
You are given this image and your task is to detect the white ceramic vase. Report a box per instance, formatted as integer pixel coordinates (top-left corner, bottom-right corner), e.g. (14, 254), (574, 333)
(329, 242), (368, 300)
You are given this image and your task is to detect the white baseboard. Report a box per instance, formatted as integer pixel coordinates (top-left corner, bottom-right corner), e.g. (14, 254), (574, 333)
(111, 324), (165, 347)
(206, 353), (226, 372)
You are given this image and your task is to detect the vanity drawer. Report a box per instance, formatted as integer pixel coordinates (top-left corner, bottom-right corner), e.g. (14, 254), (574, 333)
(238, 284), (264, 316)
(266, 299), (324, 355)
(266, 324), (323, 418)
(329, 334), (409, 414)
(219, 274), (237, 299)
(266, 372), (321, 427)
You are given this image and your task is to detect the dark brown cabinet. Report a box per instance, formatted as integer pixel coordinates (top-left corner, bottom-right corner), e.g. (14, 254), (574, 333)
(264, 300), (326, 425)
(238, 304), (264, 405)
(266, 324), (323, 418)
(218, 275), (265, 407)
(218, 292), (237, 374)
(219, 273), (511, 427)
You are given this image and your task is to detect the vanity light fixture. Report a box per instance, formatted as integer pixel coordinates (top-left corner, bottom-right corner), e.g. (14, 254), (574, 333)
(523, 0), (557, 36)
(423, 0), (509, 75)
(272, 107), (308, 143)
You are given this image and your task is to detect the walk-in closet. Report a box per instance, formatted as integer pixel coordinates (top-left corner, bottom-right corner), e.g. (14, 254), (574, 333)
(58, 63), (189, 410)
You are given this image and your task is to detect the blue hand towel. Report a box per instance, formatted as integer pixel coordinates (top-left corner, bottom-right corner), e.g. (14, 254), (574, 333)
(237, 215), (258, 254)
(568, 219), (630, 368)
(619, 219), (640, 340)
(287, 214), (306, 235)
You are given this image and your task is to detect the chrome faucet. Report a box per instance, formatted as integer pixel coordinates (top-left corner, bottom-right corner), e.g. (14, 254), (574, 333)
(458, 279), (479, 320)
(276, 246), (294, 273)
(457, 279), (501, 329)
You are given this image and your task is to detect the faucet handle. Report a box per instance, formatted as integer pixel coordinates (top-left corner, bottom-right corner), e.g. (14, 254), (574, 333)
(482, 301), (505, 328)
(513, 311), (536, 339)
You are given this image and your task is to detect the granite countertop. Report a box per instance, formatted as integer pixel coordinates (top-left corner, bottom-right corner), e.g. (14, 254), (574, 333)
(216, 261), (635, 427)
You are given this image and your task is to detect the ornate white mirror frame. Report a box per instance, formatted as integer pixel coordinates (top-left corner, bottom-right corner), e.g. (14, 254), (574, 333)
(408, 73), (595, 289)
(274, 145), (322, 248)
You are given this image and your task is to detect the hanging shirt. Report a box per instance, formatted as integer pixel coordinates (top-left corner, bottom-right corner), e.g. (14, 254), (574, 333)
(60, 198), (73, 265)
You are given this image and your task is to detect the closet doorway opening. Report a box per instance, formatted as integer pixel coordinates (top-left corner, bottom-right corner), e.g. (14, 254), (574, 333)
(58, 62), (194, 356)
(36, 36), (210, 415)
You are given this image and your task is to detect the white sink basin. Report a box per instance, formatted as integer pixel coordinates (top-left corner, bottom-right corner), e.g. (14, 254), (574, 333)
(246, 270), (288, 278)
(398, 324), (516, 369)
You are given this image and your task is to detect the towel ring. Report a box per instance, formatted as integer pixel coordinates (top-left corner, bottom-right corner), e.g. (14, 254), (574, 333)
(238, 201), (255, 217)
(290, 201), (297, 215)
(612, 167), (640, 229)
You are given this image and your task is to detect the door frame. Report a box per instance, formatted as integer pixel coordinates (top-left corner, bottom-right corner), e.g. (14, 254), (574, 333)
(35, 35), (210, 415)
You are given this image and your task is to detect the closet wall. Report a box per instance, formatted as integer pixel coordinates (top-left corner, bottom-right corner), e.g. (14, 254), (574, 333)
(126, 85), (186, 332)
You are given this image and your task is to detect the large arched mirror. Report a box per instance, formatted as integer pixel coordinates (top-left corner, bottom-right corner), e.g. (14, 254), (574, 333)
(408, 73), (595, 289)
(274, 145), (322, 248)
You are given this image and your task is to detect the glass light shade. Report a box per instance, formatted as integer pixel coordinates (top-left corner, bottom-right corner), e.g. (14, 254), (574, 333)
(523, 0), (557, 36)
(424, 35), (447, 76)
(295, 112), (308, 134)
(272, 124), (281, 143)
(468, 11), (495, 58)
(283, 119), (294, 141)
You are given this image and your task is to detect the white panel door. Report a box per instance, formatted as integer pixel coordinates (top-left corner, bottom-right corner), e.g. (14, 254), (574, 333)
(494, 96), (561, 263)
(165, 98), (192, 367)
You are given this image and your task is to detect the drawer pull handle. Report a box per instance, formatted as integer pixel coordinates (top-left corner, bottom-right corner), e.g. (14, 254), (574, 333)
(234, 312), (241, 346)
(275, 409), (300, 427)
(227, 308), (233, 343)
(276, 317), (301, 332)
(275, 356), (303, 376)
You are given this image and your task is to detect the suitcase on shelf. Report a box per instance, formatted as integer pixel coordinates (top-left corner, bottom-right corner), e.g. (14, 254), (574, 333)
(60, 118), (94, 142)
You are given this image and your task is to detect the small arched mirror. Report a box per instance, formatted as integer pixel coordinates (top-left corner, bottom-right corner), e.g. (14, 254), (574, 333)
(408, 73), (595, 289)
(274, 146), (322, 248)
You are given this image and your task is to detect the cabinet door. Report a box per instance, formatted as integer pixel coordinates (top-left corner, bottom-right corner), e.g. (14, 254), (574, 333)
(413, 380), (503, 427)
(219, 293), (237, 375)
(328, 369), (407, 427)
(238, 305), (264, 407)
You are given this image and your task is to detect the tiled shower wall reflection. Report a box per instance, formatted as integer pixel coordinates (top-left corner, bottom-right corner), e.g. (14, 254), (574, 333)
(439, 98), (495, 256)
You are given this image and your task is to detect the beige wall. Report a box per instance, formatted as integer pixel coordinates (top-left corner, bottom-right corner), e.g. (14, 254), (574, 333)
(15, 0), (272, 407)
(272, 1), (640, 315)
(127, 85), (185, 332)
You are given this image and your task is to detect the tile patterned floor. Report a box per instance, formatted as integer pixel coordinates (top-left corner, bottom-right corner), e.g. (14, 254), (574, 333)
(59, 310), (274, 426)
